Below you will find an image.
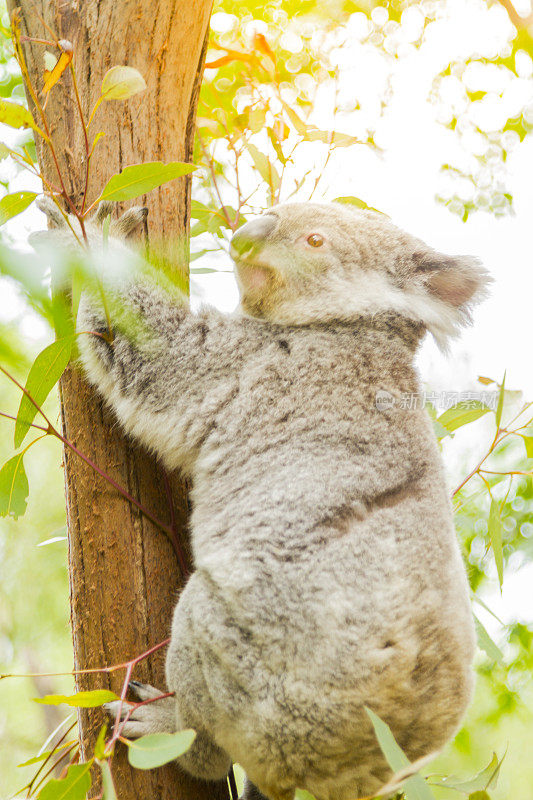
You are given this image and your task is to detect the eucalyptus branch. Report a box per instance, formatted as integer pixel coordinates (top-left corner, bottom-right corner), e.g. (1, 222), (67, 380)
(0, 410), (47, 431)
(497, 0), (533, 28)
(452, 406), (533, 497)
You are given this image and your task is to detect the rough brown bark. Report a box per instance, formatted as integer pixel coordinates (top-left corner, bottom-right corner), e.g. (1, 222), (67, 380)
(9, 2), (229, 799)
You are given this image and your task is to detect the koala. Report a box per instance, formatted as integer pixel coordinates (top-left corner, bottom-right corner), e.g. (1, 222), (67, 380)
(34, 197), (486, 800)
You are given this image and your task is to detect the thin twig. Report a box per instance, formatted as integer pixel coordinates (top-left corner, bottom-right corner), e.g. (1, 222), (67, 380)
(197, 131), (235, 230)
(0, 638), (171, 682)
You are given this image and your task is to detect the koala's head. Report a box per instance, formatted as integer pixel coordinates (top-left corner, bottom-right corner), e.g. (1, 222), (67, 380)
(230, 202), (490, 348)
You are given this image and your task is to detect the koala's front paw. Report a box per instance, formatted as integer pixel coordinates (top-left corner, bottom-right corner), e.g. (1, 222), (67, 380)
(104, 680), (176, 738)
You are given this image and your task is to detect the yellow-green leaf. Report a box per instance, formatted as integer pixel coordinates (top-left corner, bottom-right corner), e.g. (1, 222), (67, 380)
(101, 66), (147, 101)
(38, 762), (92, 800)
(282, 103), (308, 135)
(94, 723), (108, 760)
(474, 615), (504, 663)
(488, 498), (504, 589)
(17, 741), (75, 768)
(0, 452), (29, 519)
(495, 371), (506, 429)
(98, 161), (197, 202)
(0, 190), (37, 225)
(246, 143), (280, 192)
(522, 431), (533, 459)
(435, 752), (502, 793)
(334, 196), (386, 215)
(437, 402), (490, 434)
(90, 131), (106, 157)
(127, 730), (196, 769)
(0, 99), (46, 138)
(15, 337), (73, 448)
(35, 690), (119, 708)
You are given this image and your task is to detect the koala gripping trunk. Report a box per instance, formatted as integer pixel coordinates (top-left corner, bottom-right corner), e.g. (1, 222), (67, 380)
(9, 2), (229, 799)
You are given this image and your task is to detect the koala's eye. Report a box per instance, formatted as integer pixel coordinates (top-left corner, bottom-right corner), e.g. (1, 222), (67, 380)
(307, 233), (324, 248)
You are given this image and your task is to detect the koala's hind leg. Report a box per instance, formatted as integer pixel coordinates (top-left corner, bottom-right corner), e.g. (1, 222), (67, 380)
(105, 680), (231, 780)
(240, 778), (272, 800)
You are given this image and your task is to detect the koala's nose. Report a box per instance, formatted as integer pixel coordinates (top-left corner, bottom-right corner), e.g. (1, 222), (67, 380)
(230, 214), (278, 259)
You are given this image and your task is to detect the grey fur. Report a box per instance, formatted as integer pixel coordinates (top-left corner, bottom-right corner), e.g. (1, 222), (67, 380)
(37, 199), (484, 800)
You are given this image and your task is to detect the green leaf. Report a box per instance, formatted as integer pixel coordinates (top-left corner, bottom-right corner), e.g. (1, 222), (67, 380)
(282, 103), (309, 136)
(248, 107), (267, 133)
(471, 593), (504, 625)
(35, 690), (119, 708)
(127, 730), (196, 769)
(281, 102), (357, 147)
(437, 753), (502, 793)
(488, 498), (504, 589)
(101, 66), (147, 100)
(246, 143), (280, 192)
(294, 791), (316, 800)
(334, 196), (385, 215)
(98, 161), (198, 202)
(38, 762), (92, 800)
(0, 452), (29, 518)
(99, 760), (117, 800)
(522, 430), (533, 459)
(437, 402), (490, 433)
(14, 337), (73, 448)
(432, 418), (452, 440)
(495, 372), (506, 429)
(94, 723), (108, 760)
(0, 191), (37, 225)
(90, 131), (105, 157)
(365, 707), (409, 772)
(0, 99), (46, 138)
(473, 615), (504, 663)
(365, 707), (436, 800)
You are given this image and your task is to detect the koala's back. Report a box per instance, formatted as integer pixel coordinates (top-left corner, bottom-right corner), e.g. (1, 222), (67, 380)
(166, 316), (476, 800)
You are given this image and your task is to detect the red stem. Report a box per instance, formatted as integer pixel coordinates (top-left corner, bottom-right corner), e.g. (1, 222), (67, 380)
(25, 721), (77, 793)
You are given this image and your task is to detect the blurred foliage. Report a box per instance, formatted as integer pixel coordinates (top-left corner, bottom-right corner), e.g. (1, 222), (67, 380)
(0, 0), (532, 797)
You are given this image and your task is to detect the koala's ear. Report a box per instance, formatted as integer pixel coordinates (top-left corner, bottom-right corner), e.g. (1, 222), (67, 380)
(36, 195), (67, 228)
(93, 201), (115, 226)
(110, 206), (148, 239)
(413, 250), (490, 309)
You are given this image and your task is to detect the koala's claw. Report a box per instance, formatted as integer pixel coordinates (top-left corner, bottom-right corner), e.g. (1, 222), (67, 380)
(128, 680), (165, 701)
(104, 683), (176, 738)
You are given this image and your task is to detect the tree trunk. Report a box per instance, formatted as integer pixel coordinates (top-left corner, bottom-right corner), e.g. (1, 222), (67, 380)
(9, 2), (229, 799)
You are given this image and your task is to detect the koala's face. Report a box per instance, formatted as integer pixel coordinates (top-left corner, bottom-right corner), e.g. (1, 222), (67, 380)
(230, 202), (489, 347)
